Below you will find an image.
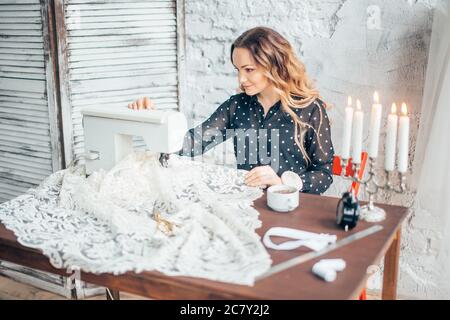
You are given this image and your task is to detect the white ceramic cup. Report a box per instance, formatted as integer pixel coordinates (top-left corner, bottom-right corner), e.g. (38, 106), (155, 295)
(267, 185), (299, 212)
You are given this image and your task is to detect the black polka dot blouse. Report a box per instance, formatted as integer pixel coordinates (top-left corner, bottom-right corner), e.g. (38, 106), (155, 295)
(178, 93), (335, 194)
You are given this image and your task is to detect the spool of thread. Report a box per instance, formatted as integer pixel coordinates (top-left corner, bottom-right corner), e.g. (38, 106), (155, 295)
(312, 263), (337, 282)
(316, 259), (346, 272)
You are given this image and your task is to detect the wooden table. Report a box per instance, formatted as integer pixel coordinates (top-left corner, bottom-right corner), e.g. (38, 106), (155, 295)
(0, 193), (408, 300)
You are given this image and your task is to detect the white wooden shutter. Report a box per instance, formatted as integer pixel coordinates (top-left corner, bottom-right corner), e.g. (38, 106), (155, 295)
(0, 0), (62, 203)
(56, 0), (181, 163)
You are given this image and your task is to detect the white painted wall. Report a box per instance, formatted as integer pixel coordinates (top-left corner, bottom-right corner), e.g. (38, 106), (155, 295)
(181, 0), (446, 298)
(400, 6), (450, 299)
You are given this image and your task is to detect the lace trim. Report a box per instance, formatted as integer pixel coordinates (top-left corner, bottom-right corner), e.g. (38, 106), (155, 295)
(0, 152), (271, 285)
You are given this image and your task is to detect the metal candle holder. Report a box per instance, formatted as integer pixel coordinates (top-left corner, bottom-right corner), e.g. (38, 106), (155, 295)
(340, 157), (407, 222)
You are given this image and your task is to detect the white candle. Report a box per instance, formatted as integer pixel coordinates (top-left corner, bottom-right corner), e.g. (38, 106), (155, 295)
(397, 103), (410, 173)
(385, 103), (398, 171)
(369, 91), (383, 158)
(341, 96), (353, 159)
(351, 99), (364, 164)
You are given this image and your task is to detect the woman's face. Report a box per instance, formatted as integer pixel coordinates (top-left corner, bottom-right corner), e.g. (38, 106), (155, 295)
(232, 47), (271, 96)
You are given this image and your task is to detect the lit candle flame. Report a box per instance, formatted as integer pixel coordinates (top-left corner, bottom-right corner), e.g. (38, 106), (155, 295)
(356, 99), (362, 110)
(347, 96), (352, 107)
(374, 91), (379, 104)
(401, 103), (408, 115)
(391, 103), (397, 114)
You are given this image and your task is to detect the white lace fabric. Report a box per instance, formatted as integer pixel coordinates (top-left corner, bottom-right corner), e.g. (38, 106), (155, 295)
(0, 152), (271, 285)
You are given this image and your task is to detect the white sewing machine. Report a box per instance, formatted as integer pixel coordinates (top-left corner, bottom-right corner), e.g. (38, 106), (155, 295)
(80, 105), (188, 175)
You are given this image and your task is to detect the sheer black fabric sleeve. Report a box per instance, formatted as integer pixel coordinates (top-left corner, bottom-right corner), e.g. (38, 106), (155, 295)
(177, 97), (235, 157)
(299, 100), (335, 194)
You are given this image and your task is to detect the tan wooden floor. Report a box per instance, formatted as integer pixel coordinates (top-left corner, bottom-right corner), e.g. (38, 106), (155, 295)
(0, 275), (148, 300)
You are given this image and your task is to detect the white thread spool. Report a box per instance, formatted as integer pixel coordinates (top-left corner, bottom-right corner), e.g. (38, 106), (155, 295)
(316, 259), (346, 272)
(312, 263), (337, 282)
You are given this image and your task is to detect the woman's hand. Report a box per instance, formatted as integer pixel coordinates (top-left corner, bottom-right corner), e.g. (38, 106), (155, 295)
(244, 166), (282, 188)
(128, 97), (156, 110)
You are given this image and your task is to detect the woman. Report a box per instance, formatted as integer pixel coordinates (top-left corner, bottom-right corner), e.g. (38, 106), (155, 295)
(129, 27), (334, 194)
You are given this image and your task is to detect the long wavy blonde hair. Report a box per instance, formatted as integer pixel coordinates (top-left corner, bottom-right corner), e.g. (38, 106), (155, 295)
(231, 26), (325, 165)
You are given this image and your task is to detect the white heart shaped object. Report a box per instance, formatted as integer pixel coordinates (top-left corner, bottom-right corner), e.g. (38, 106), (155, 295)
(281, 171), (303, 191)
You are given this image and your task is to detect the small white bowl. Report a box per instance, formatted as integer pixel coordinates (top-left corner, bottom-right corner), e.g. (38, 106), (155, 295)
(267, 184), (299, 212)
